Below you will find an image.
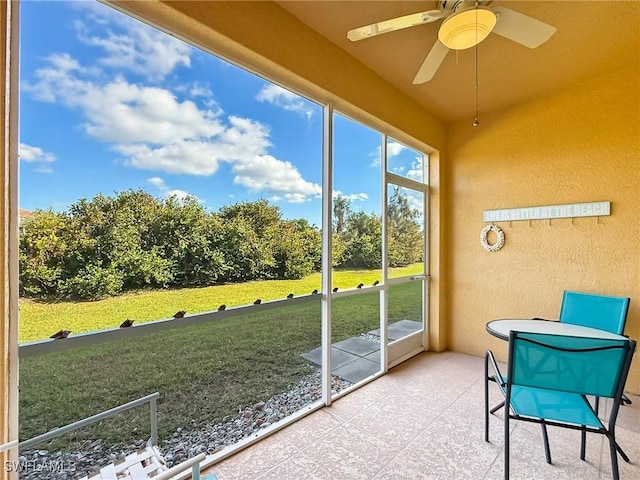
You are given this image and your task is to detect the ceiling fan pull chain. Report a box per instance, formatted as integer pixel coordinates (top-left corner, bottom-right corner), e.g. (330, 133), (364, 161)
(473, 47), (479, 127)
(473, 4), (480, 127)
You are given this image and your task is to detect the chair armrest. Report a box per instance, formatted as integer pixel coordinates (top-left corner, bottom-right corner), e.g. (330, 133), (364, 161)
(485, 350), (505, 388)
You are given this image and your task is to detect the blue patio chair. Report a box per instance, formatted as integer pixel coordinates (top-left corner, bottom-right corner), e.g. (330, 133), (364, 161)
(493, 291), (632, 411)
(485, 331), (636, 480)
(559, 290), (629, 335)
(558, 290), (632, 451)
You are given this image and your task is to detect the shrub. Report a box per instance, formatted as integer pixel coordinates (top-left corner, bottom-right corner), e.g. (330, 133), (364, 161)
(60, 264), (124, 300)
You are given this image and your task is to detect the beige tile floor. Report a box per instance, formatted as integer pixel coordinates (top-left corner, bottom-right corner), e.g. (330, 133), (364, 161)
(203, 351), (640, 480)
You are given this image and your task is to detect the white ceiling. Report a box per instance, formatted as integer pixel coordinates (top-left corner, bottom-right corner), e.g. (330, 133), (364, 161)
(276, 1), (640, 123)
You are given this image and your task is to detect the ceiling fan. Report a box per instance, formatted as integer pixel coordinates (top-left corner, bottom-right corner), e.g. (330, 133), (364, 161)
(347, 0), (556, 84)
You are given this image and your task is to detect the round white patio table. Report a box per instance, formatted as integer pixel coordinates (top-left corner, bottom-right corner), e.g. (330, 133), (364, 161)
(486, 318), (628, 341)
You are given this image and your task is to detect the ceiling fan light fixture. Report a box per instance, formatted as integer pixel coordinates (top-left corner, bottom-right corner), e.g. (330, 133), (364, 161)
(438, 7), (497, 50)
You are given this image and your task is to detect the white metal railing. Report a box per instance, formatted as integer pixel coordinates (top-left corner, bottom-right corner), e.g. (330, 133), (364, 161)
(19, 392), (160, 449)
(0, 439), (18, 453)
(18, 393), (211, 479)
(19, 294), (321, 358)
(154, 452), (205, 480)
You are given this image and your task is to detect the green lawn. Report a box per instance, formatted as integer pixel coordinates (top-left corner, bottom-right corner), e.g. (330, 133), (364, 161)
(18, 265), (423, 447)
(19, 264), (423, 343)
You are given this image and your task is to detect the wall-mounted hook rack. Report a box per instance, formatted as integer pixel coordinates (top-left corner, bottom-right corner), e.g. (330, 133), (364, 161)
(483, 201), (610, 223)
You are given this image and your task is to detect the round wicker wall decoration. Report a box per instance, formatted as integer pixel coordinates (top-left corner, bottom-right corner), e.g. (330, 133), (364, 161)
(480, 224), (505, 252)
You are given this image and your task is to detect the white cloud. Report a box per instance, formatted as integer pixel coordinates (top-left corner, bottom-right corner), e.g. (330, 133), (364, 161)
(26, 58), (227, 174)
(333, 190), (369, 202)
(387, 141), (405, 158)
(370, 141), (406, 167)
(24, 9), (322, 205)
(118, 116), (273, 176)
(19, 143), (56, 163)
(232, 154), (321, 203)
(255, 84), (314, 120)
(49, 52), (83, 72)
(146, 176), (202, 204)
(165, 189), (197, 203)
(189, 81), (213, 99)
(24, 53), (85, 103)
(146, 176), (166, 188)
(406, 155), (424, 181)
(121, 141), (223, 175)
(223, 116), (273, 157)
(74, 11), (192, 81)
(126, 118), (323, 204)
(83, 80), (224, 144)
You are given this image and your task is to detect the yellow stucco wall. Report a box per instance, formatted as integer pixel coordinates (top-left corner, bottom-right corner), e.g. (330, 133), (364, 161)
(446, 67), (640, 393)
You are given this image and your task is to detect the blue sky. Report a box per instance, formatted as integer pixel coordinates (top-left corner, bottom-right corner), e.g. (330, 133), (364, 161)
(19, 1), (424, 227)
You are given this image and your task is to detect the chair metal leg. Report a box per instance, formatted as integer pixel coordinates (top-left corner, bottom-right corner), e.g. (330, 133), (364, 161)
(485, 351), (490, 442)
(490, 400), (505, 414)
(504, 412), (510, 480)
(593, 396), (629, 462)
(540, 421), (551, 464)
(579, 400), (629, 463)
(615, 440), (630, 463)
(609, 434), (621, 480)
(485, 350), (503, 441)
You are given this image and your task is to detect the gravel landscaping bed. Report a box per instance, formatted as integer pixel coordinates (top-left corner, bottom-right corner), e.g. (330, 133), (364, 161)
(17, 369), (352, 480)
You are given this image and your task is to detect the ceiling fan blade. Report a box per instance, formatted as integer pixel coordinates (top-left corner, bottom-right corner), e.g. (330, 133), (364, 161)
(347, 10), (447, 42)
(413, 40), (449, 84)
(491, 6), (557, 48)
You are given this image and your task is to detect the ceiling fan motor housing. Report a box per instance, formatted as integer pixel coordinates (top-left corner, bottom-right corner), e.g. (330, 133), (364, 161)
(440, 0), (493, 14)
